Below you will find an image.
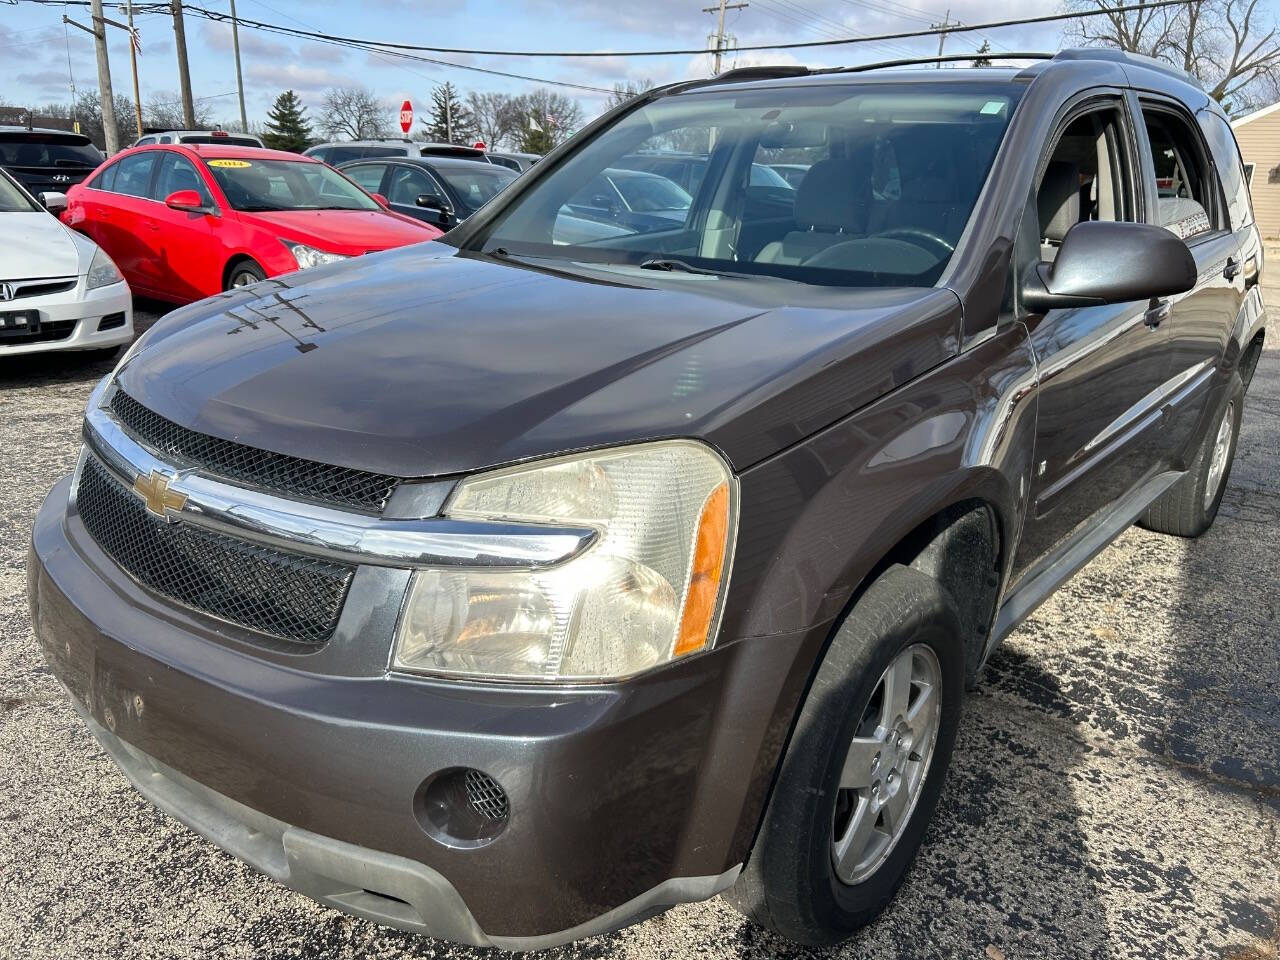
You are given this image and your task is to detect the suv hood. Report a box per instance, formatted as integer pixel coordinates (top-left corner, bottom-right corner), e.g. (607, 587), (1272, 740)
(117, 243), (961, 478)
(239, 208), (439, 253)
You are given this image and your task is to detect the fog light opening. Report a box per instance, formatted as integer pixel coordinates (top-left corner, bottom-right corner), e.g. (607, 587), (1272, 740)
(415, 767), (510, 847)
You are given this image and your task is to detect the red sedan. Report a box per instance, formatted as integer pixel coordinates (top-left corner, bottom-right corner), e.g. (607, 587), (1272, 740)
(62, 144), (442, 303)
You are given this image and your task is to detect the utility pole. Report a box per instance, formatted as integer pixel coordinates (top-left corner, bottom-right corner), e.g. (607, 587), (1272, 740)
(89, 0), (119, 153)
(171, 0), (197, 128)
(446, 88), (452, 143)
(931, 9), (954, 68)
(125, 1), (143, 138)
(703, 0), (748, 75)
(229, 0), (248, 132)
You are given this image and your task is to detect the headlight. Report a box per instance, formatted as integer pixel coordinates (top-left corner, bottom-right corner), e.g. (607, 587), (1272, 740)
(86, 246), (123, 290)
(394, 440), (737, 682)
(281, 240), (349, 270)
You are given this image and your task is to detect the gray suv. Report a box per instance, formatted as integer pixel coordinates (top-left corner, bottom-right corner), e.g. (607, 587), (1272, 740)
(29, 49), (1266, 949)
(304, 139), (489, 165)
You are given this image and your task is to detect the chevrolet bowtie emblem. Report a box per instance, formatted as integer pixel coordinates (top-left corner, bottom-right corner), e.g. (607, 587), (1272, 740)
(132, 470), (187, 521)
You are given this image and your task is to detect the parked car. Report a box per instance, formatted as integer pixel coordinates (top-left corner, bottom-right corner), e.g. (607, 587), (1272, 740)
(485, 151), (540, 172)
(618, 151), (794, 196)
(0, 166), (131, 357)
(338, 156), (517, 229)
(304, 139), (490, 166)
(0, 126), (103, 197)
(133, 129), (265, 148)
(768, 162), (811, 188)
(561, 166), (694, 232)
(30, 50), (1265, 951)
(61, 144), (441, 303)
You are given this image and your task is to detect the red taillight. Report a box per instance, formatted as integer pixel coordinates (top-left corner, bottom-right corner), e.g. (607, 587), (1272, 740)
(211, 130), (228, 138)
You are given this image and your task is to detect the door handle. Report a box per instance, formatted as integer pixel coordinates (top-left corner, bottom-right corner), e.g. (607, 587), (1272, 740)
(1144, 298), (1171, 328)
(1224, 257), (1241, 281)
(1244, 254), (1259, 289)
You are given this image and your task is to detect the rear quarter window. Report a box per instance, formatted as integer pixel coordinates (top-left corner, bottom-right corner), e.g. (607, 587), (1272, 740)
(1198, 110), (1254, 230)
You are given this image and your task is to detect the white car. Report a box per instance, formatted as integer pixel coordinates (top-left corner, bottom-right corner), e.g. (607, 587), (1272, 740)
(0, 167), (132, 358)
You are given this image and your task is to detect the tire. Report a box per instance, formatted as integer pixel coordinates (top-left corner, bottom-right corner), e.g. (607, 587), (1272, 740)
(225, 260), (266, 290)
(724, 564), (965, 946)
(1139, 372), (1244, 538)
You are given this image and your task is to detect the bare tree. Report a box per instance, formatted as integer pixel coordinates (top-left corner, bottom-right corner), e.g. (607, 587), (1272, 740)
(319, 86), (388, 141)
(467, 91), (521, 149)
(1066, 0), (1280, 110)
(606, 79), (655, 110)
(145, 91), (213, 130)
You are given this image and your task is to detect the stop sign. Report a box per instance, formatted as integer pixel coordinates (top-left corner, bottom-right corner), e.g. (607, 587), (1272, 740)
(399, 100), (413, 134)
(473, 140), (486, 150)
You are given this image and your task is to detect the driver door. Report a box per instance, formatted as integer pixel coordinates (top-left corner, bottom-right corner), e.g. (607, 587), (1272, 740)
(1010, 97), (1178, 585)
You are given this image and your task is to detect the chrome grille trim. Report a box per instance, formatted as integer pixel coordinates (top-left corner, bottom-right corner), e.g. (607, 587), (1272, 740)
(82, 378), (596, 569)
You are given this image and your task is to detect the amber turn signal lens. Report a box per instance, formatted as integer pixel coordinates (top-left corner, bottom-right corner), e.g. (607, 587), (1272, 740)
(674, 482), (730, 657)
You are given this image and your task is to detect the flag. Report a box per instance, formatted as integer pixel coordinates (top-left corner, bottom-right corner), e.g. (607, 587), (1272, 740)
(545, 113), (558, 127)
(131, 27), (141, 53)
(528, 115), (543, 132)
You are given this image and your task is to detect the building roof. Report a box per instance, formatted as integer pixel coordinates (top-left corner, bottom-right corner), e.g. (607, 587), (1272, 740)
(1231, 100), (1280, 128)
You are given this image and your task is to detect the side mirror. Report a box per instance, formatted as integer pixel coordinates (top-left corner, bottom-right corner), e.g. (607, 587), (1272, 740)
(1023, 220), (1197, 312)
(164, 189), (210, 214)
(416, 194), (453, 227)
(371, 192), (390, 207)
(39, 191), (68, 213)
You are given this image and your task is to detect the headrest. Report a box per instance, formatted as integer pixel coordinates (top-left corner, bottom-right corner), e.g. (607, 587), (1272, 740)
(795, 158), (866, 233)
(1038, 160), (1080, 243)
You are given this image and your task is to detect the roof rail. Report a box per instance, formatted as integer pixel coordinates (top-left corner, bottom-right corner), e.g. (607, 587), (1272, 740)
(1050, 48), (1205, 89)
(813, 52), (1051, 74)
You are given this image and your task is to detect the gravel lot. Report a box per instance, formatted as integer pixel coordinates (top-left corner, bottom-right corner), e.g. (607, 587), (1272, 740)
(1, 279), (1277, 960)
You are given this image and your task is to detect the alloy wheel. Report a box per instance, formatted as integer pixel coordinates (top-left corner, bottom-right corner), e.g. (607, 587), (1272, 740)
(831, 643), (942, 885)
(1204, 401), (1235, 512)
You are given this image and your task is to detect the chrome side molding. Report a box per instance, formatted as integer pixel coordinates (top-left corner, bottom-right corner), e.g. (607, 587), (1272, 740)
(80, 382), (595, 570)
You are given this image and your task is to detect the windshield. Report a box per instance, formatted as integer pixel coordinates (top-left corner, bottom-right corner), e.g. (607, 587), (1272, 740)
(203, 157), (379, 212)
(469, 82), (1020, 288)
(0, 172), (37, 212)
(436, 164), (516, 212)
(181, 135), (261, 146)
(0, 134), (101, 169)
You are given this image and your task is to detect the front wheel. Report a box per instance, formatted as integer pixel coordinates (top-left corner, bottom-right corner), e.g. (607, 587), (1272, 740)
(725, 564), (965, 946)
(225, 260), (266, 290)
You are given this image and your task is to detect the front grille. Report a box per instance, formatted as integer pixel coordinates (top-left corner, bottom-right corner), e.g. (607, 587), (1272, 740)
(76, 455), (354, 647)
(2, 279), (78, 300)
(110, 389), (400, 513)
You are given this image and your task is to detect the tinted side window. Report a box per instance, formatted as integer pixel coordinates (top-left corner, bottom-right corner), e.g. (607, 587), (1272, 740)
(1198, 110), (1253, 229)
(323, 147), (367, 165)
(88, 160), (119, 192)
(153, 152), (213, 205)
(1142, 106), (1216, 239)
(114, 152), (157, 198)
(387, 166), (444, 206)
(307, 147), (329, 163)
(344, 163), (387, 193)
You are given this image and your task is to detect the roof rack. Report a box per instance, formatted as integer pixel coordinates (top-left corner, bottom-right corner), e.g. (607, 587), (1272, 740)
(656, 47), (1200, 97)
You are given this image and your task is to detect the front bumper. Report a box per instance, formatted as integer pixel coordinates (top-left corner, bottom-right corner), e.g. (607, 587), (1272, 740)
(0, 278), (133, 356)
(29, 474), (815, 946)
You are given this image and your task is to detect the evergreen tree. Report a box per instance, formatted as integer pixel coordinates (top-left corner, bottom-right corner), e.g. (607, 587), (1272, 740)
(262, 90), (313, 152)
(422, 83), (476, 144)
(971, 40), (993, 68)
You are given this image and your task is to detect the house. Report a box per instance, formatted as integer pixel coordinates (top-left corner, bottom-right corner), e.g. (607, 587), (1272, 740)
(1231, 101), (1280, 238)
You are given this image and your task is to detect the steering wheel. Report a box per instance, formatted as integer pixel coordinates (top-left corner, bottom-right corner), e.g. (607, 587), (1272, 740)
(872, 227), (955, 260)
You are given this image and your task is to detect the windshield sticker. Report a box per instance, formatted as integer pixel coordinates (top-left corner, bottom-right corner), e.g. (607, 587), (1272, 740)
(979, 100), (1006, 116)
(208, 159), (252, 169)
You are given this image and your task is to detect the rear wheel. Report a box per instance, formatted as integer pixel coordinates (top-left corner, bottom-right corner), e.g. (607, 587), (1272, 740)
(225, 260), (265, 290)
(725, 564), (965, 945)
(1140, 373), (1243, 538)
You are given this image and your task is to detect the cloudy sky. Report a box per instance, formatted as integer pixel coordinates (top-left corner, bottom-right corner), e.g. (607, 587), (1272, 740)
(2, 0), (1065, 129)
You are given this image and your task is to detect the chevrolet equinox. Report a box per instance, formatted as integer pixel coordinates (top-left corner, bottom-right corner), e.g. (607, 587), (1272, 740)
(28, 49), (1267, 948)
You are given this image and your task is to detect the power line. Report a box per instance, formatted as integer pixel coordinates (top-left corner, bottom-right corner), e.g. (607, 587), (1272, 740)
(12, 0), (1195, 63)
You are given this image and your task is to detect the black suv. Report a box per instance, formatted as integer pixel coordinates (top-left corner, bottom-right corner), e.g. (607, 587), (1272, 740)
(29, 50), (1266, 948)
(0, 127), (103, 197)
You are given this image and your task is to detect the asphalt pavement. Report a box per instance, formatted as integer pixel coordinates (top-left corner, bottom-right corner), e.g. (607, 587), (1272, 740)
(0, 285), (1276, 960)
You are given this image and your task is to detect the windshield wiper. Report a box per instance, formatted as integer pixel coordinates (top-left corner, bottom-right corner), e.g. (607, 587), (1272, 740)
(638, 258), (722, 276)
